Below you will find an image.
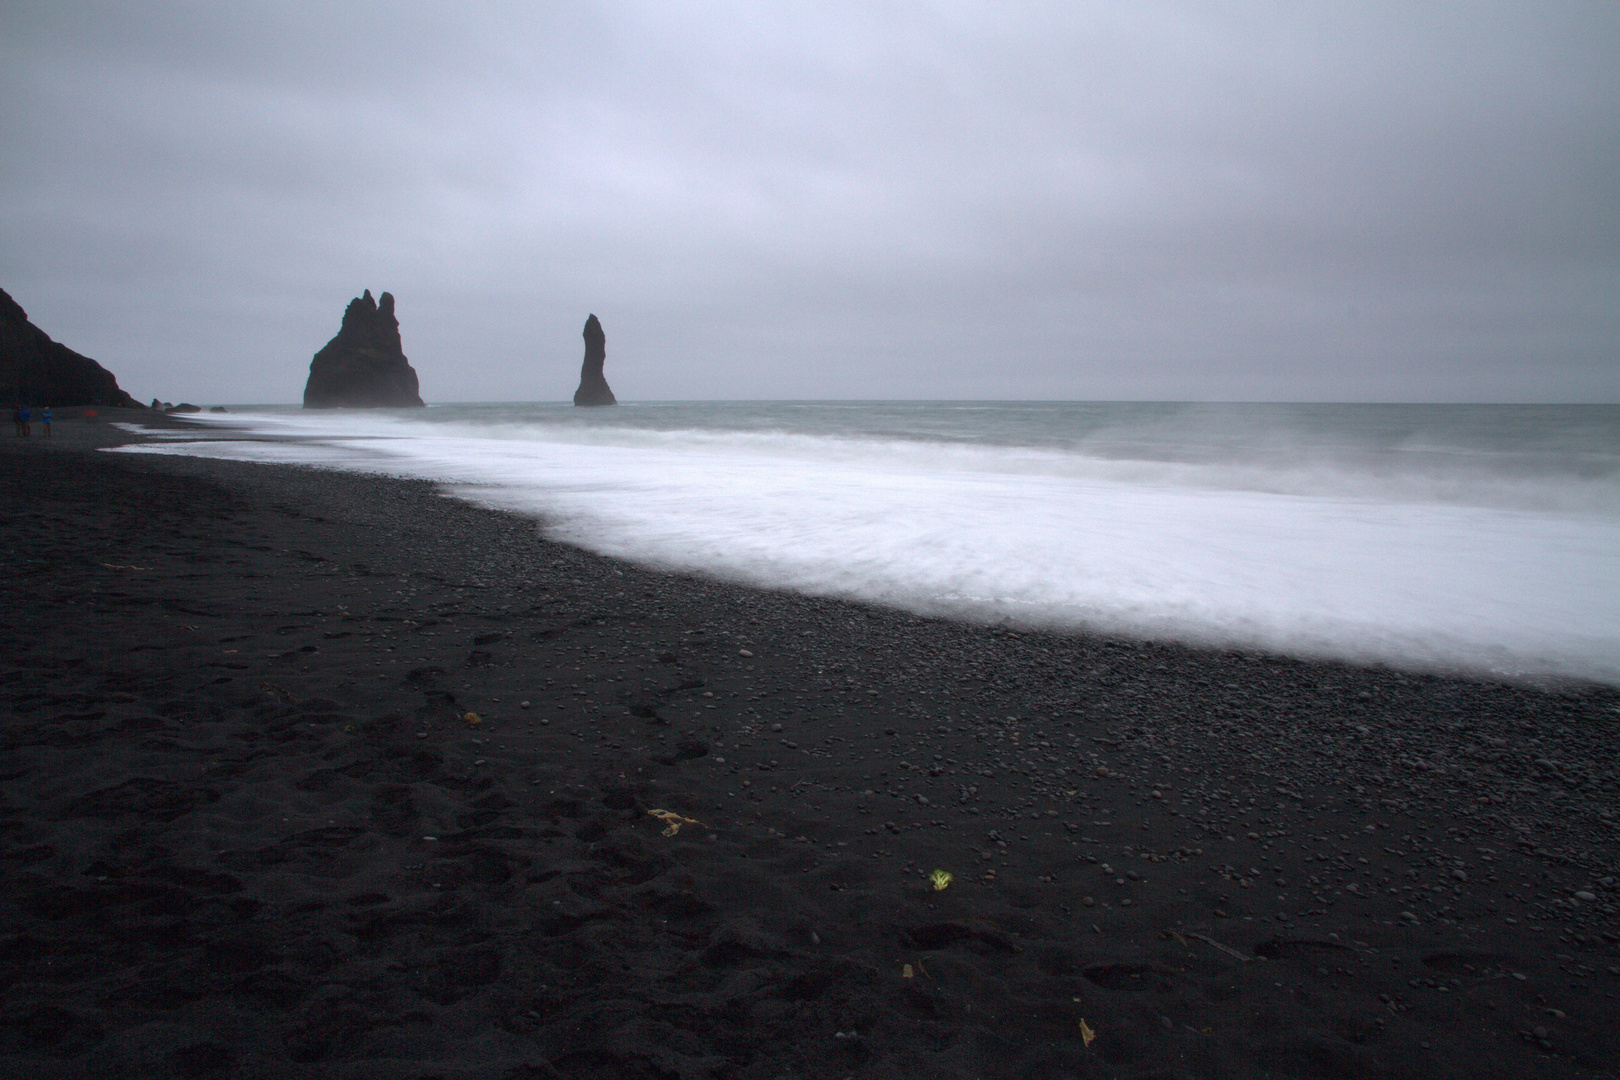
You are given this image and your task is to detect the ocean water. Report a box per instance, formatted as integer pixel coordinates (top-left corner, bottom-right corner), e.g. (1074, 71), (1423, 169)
(109, 402), (1620, 684)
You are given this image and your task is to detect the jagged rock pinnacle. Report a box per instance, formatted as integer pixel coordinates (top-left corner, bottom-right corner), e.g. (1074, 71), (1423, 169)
(303, 290), (425, 408)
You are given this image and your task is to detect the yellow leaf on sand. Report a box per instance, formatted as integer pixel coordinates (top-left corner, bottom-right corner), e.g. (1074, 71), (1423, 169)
(648, 809), (702, 837)
(1079, 1018), (1096, 1047)
(901, 964), (914, 979)
(464, 712), (482, 726)
(929, 869), (953, 891)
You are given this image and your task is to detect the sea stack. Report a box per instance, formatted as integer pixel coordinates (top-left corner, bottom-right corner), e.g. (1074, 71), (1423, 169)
(0, 287), (142, 408)
(302, 290), (425, 408)
(572, 314), (616, 406)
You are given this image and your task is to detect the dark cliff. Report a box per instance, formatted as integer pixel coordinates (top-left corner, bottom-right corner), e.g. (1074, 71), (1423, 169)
(572, 314), (617, 406)
(303, 290), (425, 408)
(0, 288), (142, 408)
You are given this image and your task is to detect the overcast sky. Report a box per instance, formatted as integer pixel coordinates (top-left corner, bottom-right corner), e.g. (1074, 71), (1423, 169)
(2, 2), (1616, 404)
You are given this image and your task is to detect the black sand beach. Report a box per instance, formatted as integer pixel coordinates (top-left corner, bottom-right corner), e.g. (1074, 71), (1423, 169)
(1, 412), (1616, 1079)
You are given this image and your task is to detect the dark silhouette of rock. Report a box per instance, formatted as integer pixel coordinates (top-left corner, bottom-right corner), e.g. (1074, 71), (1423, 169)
(303, 290), (424, 408)
(572, 314), (617, 406)
(167, 403), (201, 414)
(0, 288), (142, 408)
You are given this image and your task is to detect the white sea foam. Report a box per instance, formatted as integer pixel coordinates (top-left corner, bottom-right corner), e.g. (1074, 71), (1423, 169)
(108, 404), (1620, 683)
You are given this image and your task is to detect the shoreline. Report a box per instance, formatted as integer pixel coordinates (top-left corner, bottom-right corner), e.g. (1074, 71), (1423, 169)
(1, 415), (1616, 1077)
(100, 402), (1620, 693)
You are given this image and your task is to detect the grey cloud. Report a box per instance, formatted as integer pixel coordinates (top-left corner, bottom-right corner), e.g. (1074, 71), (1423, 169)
(2, 1), (1615, 403)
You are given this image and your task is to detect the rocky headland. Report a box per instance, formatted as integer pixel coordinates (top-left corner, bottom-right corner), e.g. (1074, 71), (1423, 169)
(573, 313), (617, 406)
(303, 290), (425, 408)
(0, 287), (142, 408)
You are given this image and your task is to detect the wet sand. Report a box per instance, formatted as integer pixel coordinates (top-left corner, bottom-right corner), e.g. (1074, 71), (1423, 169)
(0, 412), (1616, 1078)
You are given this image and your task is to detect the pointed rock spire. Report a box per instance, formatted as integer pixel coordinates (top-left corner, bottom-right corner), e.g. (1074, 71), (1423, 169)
(572, 313), (617, 406)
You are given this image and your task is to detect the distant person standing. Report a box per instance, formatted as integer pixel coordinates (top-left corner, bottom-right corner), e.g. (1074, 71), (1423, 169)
(40, 407), (52, 437)
(16, 405), (29, 437)
(10, 406), (20, 437)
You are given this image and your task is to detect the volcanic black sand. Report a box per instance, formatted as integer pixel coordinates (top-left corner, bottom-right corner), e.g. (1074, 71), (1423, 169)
(1, 411), (1617, 1079)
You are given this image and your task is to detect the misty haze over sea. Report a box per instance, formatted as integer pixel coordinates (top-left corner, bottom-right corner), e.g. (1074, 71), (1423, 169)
(112, 402), (1620, 685)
